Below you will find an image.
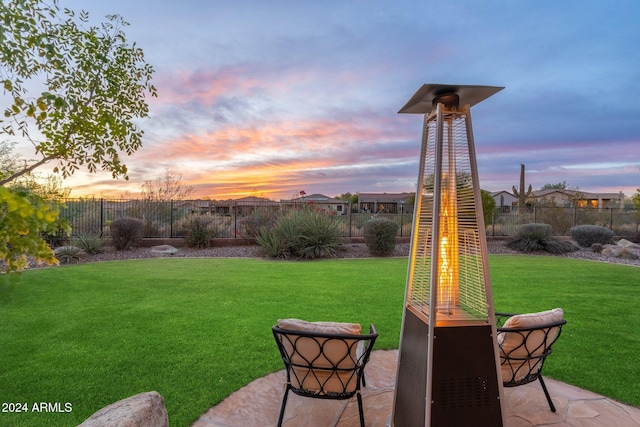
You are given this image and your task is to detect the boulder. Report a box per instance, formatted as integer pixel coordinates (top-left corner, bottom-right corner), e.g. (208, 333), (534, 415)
(78, 391), (168, 427)
(602, 245), (621, 257)
(150, 244), (179, 257)
(617, 239), (640, 249)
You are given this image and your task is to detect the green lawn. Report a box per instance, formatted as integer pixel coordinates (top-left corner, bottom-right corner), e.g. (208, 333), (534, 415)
(0, 256), (638, 426)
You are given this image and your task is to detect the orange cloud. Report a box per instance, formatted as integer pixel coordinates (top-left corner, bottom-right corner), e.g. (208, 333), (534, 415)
(63, 64), (419, 201)
(137, 114), (400, 165)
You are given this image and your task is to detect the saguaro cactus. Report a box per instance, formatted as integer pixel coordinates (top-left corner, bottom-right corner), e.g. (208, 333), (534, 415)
(512, 163), (532, 221)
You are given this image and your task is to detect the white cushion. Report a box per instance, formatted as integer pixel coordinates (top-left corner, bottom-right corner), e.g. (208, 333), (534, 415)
(498, 308), (563, 383)
(277, 318), (361, 335)
(500, 308), (563, 331)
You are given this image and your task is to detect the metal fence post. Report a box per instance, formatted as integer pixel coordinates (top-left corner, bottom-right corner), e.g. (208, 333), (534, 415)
(233, 201), (237, 238)
(348, 203), (353, 237)
(492, 211), (495, 237)
(100, 198), (104, 237)
(170, 200), (174, 238)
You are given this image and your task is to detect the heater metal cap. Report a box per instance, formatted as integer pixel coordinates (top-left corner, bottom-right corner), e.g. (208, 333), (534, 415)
(398, 83), (504, 114)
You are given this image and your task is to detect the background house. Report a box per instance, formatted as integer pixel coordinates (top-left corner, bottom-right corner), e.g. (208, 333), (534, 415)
(491, 191), (518, 212)
(283, 193), (349, 215)
(529, 189), (625, 209)
(489, 189), (626, 211)
(358, 192), (413, 214)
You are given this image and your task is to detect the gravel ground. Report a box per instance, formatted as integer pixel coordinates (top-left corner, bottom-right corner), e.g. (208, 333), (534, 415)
(52, 239), (640, 267)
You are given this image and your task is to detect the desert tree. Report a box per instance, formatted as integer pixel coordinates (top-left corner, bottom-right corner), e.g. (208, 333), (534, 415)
(127, 169), (195, 237)
(141, 169), (194, 202)
(632, 188), (640, 211)
(0, 0), (156, 270)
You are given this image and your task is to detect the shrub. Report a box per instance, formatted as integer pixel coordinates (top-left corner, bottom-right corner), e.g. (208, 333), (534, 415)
(570, 225), (614, 247)
(182, 216), (221, 248)
(110, 217), (144, 250)
(507, 223), (576, 254)
(41, 228), (70, 247)
(40, 214), (72, 247)
(295, 210), (343, 259)
(256, 209), (342, 259)
(54, 245), (84, 264)
(255, 227), (289, 259)
(363, 218), (399, 256)
(72, 234), (105, 255)
(240, 212), (276, 240)
(591, 243), (604, 253)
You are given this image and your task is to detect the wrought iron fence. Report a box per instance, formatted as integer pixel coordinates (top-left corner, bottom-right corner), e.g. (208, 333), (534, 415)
(58, 199), (415, 239)
(58, 199), (639, 240)
(488, 206), (639, 238)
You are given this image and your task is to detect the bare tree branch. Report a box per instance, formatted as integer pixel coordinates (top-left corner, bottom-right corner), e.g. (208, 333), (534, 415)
(0, 155), (58, 186)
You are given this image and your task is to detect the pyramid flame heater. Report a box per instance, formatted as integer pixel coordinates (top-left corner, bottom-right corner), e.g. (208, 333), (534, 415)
(391, 84), (505, 426)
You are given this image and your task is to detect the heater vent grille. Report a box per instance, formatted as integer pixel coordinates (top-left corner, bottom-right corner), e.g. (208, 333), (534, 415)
(407, 109), (489, 320)
(437, 376), (492, 409)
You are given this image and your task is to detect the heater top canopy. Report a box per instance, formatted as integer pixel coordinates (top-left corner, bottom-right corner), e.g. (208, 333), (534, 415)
(398, 83), (504, 114)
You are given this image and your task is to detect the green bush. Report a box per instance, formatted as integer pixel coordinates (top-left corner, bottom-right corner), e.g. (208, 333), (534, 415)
(72, 234), (105, 255)
(363, 218), (399, 256)
(507, 223), (577, 254)
(570, 225), (614, 247)
(256, 209), (342, 259)
(110, 217), (144, 250)
(182, 215), (221, 248)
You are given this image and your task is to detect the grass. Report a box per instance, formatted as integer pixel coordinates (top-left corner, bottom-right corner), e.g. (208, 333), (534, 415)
(0, 255), (638, 426)
(491, 255), (640, 404)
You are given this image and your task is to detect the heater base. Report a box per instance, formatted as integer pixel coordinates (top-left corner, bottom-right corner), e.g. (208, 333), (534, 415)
(393, 308), (503, 427)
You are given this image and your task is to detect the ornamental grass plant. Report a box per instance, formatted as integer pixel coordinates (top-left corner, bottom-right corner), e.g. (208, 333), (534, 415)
(507, 223), (577, 254)
(570, 224), (615, 247)
(71, 234), (105, 255)
(256, 207), (342, 259)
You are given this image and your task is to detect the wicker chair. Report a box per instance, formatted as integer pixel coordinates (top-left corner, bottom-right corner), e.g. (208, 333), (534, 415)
(496, 309), (566, 412)
(272, 320), (378, 427)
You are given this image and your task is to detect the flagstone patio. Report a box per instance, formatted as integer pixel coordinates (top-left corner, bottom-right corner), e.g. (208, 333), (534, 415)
(193, 350), (640, 427)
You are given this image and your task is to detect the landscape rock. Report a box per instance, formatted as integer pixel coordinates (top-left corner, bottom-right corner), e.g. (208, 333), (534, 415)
(150, 244), (179, 257)
(601, 243), (640, 260)
(602, 245), (621, 257)
(617, 238), (640, 249)
(77, 391), (168, 427)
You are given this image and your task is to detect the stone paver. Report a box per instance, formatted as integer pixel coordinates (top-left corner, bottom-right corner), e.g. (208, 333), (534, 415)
(194, 350), (640, 427)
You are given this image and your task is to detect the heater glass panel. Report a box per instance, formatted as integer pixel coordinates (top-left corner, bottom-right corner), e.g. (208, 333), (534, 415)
(407, 109), (489, 323)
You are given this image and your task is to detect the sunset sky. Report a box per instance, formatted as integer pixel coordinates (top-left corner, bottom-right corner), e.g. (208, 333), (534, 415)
(30, 1), (640, 200)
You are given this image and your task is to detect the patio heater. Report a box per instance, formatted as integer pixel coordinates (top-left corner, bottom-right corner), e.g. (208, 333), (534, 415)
(391, 84), (505, 426)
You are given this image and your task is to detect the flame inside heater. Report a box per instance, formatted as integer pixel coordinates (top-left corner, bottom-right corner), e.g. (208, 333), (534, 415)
(437, 174), (459, 316)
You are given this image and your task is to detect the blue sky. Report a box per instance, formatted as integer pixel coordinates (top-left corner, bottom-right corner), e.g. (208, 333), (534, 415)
(56, 0), (640, 199)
